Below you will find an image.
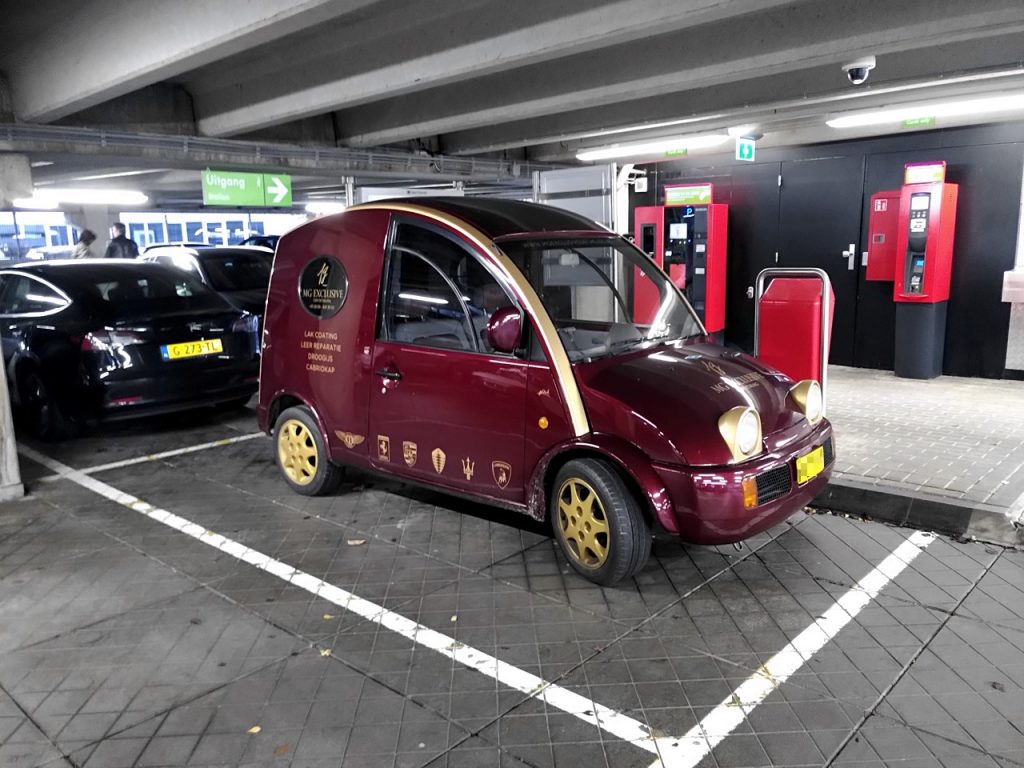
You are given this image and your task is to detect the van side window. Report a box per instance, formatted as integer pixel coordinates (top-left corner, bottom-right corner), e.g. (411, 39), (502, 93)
(383, 223), (515, 353)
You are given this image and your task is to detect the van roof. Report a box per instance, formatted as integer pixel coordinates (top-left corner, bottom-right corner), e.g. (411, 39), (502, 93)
(357, 196), (611, 240)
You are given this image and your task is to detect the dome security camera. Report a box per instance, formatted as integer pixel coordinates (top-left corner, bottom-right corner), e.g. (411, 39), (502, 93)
(842, 55), (876, 85)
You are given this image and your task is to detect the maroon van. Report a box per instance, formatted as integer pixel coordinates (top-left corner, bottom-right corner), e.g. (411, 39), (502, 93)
(258, 198), (833, 585)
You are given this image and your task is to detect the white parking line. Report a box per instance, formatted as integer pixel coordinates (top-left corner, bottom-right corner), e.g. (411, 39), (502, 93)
(648, 529), (935, 768)
(34, 433), (263, 482)
(21, 442), (935, 766)
(18, 445), (662, 756)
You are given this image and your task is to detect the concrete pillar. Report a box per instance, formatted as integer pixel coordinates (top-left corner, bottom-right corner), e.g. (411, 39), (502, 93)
(0, 336), (24, 502)
(0, 155), (32, 209)
(65, 205), (119, 253)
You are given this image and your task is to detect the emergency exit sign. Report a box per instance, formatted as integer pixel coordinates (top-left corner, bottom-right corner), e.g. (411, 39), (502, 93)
(736, 137), (756, 162)
(202, 170), (293, 207)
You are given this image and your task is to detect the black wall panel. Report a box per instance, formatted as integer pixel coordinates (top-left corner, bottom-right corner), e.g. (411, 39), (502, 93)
(633, 122), (1024, 378)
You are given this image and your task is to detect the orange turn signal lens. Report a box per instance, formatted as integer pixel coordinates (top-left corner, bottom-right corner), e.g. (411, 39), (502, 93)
(742, 477), (758, 510)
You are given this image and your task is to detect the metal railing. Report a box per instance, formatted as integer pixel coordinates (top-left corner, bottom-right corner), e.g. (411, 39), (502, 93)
(753, 267), (832, 415)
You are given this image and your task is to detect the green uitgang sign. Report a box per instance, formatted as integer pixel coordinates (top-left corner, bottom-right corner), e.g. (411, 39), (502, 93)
(664, 148), (688, 158)
(901, 116), (936, 129)
(665, 184), (712, 206)
(202, 170), (293, 207)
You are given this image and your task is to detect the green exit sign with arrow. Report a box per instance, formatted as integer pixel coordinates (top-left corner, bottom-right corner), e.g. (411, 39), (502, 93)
(736, 137), (756, 162)
(202, 170), (293, 207)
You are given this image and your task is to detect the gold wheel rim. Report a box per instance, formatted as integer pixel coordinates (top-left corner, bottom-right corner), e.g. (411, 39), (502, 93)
(277, 419), (318, 486)
(556, 477), (610, 570)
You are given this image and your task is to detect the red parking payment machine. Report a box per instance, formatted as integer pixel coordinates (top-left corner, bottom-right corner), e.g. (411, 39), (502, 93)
(633, 183), (728, 334)
(892, 162), (958, 378)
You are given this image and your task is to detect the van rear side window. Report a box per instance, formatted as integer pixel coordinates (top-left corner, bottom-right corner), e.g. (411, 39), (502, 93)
(382, 222), (516, 353)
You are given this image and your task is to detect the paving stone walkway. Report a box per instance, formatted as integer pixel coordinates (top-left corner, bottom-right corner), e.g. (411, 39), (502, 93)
(825, 366), (1024, 524)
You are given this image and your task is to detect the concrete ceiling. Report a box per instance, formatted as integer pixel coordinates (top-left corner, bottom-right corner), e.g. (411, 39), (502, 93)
(2, 0), (1024, 204)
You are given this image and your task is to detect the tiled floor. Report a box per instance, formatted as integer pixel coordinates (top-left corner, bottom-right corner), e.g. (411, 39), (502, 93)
(827, 365), (1024, 517)
(2, 405), (1023, 767)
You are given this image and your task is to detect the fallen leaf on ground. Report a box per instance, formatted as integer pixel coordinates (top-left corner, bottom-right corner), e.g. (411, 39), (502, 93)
(346, 539), (366, 546)
(247, 725), (261, 735)
(320, 648), (332, 657)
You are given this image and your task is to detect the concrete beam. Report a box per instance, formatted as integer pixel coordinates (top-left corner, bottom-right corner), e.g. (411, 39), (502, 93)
(332, 0), (1024, 147)
(0, 124), (556, 184)
(194, 0), (793, 137)
(441, 32), (1024, 156)
(0, 0), (385, 123)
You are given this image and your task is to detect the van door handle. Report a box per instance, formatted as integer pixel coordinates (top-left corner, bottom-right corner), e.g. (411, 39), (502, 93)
(375, 368), (402, 381)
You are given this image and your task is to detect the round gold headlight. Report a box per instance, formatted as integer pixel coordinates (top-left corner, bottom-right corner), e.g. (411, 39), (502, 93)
(790, 380), (823, 425)
(718, 406), (763, 463)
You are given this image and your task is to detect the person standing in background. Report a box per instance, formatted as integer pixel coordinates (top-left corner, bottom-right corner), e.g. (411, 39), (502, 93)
(71, 229), (97, 259)
(104, 222), (139, 259)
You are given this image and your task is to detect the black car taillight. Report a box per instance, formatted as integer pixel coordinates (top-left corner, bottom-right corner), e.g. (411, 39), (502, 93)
(81, 330), (145, 352)
(231, 314), (260, 356)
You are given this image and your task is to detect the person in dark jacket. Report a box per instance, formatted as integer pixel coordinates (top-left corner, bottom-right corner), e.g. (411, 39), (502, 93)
(104, 222), (140, 259)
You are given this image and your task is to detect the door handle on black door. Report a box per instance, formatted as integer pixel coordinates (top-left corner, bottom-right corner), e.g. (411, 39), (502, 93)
(375, 368), (402, 381)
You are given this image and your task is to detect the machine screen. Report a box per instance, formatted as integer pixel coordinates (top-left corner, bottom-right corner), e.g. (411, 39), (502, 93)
(910, 194), (930, 211)
(669, 222), (687, 239)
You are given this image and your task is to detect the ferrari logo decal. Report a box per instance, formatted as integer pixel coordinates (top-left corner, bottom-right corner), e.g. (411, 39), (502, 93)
(701, 359), (727, 377)
(377, 435), (390, 462)
(431, 448), (446, 474)
(492, 461), (511, 489)
(403, 441), (417, 467)
(335, 431), (364, 449)
(461, 458), (475, 480)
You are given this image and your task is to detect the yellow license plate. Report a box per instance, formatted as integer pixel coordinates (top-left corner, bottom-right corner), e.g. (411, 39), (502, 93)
(161, 338), (223, 361)
(796, 445), (825, 485)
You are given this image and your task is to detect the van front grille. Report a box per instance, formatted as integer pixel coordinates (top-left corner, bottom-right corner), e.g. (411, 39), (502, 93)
(755, 465), (792, 505)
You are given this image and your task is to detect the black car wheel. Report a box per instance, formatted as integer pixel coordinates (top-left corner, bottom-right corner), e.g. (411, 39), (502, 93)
(273, 406), (342, 496)
(20, 369), (74, 441)
(550, 459), (651, 586)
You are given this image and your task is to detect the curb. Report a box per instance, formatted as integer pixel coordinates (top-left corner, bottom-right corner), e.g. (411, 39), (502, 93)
(812, 478), (1024, 548)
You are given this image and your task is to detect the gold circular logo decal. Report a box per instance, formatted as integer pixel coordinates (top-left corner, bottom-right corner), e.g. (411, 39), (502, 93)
(299, 256), (348, 318)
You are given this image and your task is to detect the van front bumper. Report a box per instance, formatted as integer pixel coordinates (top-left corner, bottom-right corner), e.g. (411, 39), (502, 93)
(653, 422), (834, 544)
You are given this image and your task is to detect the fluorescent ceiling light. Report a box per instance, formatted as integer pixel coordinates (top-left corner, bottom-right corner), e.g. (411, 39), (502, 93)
(13, 188), (149, 207)
(305, 201), (347, 215)
(29, 160), (54, 168)
(12, 197), (58, 210)
(577, 134), (729, 162)
(827, 93), (1024, 128)
(727, 124), (758, 138)
(70, 169), (167, 182)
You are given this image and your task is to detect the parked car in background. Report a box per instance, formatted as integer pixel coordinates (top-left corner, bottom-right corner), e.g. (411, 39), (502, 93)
(0, 260), (260, 439)
(25, 245), (76, 260)
(141, 246), (273, 318)
(239, 234), (279, 250)
(257, 198), (834, 586)
(141, 242), (212, 254)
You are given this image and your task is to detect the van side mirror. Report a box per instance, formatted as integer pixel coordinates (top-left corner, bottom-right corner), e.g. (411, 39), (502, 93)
(486, 306), (522, 353)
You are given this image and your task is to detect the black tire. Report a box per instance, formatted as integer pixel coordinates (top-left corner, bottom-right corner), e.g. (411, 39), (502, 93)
(273, 405), (342, 496)
(550, 458), (651, 586)
(20, 368), (75, 441)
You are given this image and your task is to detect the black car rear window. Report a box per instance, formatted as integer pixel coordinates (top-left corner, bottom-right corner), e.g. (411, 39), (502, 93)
(200, 252), (271, 292)
(38, 264), (227, 318)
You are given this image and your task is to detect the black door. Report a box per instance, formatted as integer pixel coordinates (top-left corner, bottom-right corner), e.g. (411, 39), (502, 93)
(777, 156), (866, 366)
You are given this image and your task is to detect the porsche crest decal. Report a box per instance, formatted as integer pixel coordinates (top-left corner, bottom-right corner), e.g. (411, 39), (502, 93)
(335, 431), (364, 449)
(492, 461), (511, 489)
(431, 448), (446, 474)
(377, 435), (390, 462)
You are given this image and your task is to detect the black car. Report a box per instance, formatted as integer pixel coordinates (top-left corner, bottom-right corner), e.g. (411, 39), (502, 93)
(141, 246), (272, 317)
(0, 260), (260, 439)
(239, 234), (279, 250)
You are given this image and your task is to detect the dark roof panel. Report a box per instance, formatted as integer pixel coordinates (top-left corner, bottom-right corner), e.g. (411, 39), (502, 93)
(382, 197), (611, 239)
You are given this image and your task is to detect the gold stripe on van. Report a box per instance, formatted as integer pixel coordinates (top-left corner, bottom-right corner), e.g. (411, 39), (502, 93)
(353, 202), (591, 438)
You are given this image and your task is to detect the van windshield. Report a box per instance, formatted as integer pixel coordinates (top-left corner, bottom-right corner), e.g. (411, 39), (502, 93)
(499, 236), (703, 362)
